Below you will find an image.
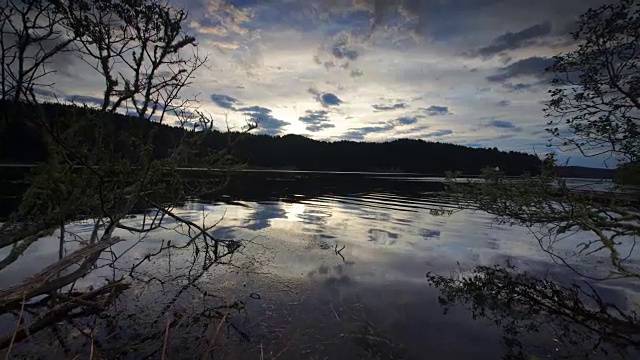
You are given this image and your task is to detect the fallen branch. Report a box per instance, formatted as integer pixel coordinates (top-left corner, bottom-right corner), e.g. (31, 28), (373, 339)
(0, 237), (124, 309)
(0, 280), (130, 349)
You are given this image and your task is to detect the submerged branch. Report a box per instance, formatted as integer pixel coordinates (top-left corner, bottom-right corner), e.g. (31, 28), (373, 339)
(0, 236), (124, 310)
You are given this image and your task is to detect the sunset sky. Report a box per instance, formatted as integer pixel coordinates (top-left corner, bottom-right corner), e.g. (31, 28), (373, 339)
(49, 0), (615, 167)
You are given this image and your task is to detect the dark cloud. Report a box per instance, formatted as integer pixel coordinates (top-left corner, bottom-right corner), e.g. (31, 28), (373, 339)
(299, 110), (335, 132)
(341, 124), (393, 140)
(239, 105), (290, 135)
(503, 82), (539, 92)
(210, 94), (240, 109)
(238, 105), (271, 113)
(372, 103), (407, 112)
(396, 116), (419, 125)
(173, 120), (201, 129)
(422, 105), (451, 116)
(496, 100), (511, 107)
(471, 22), (552, 58)
(339, 114), (421, 140)
(318, 92), (342, 107)
(486, 56), (554, 82)
(34, 87), (66, 101)
(66, 95), (104, 107)
(471, 134), (518, 143)
(486, 119), (522, 131)
(422, 129), (454, 138)
(395, 124), (431, 135)
(313, 32), (362, 76)
(228, 0), (262, 8)
(307, 87), (342, 107)
(331, 41), (359, 61)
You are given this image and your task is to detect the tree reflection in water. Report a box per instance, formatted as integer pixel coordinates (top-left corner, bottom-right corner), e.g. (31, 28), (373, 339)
(0, 214), (264, 359)
(426, 264), (640, 359)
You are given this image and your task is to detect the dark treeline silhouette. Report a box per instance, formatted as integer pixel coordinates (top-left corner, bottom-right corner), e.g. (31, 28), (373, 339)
(0, 101), (541, 175)
(555, 166), (616, 179)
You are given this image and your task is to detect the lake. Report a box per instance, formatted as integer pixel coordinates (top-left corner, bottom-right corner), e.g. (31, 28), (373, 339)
(0, 171), (638, 359)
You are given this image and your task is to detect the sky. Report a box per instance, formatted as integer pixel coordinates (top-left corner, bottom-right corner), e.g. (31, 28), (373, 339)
(50, 0), (617, 167)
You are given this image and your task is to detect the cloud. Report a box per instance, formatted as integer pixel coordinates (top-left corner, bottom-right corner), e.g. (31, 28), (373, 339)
(395, 124), (431, 135)
(187, 0), (252, 37)
(44, 0), (609, 156)
(341, 124), (393, 140)
(307, 87), (342, 107)
(422, 105), (451, 116)
(485, 119), (523, 132)
(470, 22), (552, 58)
(238, 105), (290, 135)
(487, 56), (555, 82)
(396, 116), (419, 125)
(503, 82), (538, 92)
(372, 103), (408, 112)
(34, 87), (66, 101)
(211, 94), (240, 109)
(331, 35), (360, 61)
(173, 120), (201, 129)
(318, 92), (343, 107)
(422, 129), (454, 138)
(66, 95), (104, 107)
(298, 110), (335, 132)
(339, 114), (423, 140)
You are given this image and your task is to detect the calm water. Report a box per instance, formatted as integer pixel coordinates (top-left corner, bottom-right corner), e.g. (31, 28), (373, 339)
(0, 172), (637, 359)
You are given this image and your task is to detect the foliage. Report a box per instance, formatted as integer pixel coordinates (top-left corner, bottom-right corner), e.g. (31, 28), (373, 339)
(616, 160), (640, 185)
(545, 0), (640, 164)
(427, 264), (640, 360)
(447, 0), (640, 278)
(0, 0), (256, 354)
(439, 2), (640, 358)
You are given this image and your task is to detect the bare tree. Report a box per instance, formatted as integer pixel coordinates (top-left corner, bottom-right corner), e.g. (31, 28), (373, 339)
(0, 0), (257, 354)
(63, 0), (206, 122)
(0, 0), (73, 103)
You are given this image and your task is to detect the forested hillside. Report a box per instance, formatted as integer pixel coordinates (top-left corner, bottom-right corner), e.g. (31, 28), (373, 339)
(0, 101), (542, 175)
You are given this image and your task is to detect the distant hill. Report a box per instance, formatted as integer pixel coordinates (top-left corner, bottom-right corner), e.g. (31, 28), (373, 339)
(0, 101), (542, 176)
(555, 166), (616, 179)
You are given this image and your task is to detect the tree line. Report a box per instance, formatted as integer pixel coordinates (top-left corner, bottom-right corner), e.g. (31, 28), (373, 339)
(0, 101), (542, 175)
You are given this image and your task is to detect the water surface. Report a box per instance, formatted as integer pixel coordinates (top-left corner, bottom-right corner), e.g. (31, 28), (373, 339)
(0, 172), (637, 359)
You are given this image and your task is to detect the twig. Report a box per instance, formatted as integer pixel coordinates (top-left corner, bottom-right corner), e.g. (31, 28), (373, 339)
(161, 318), (170, 360)
(334, 244), (346, 262)
(5, 292), (25, 360)
(0, 281), (129, 349)
(329, 303), (340, 321)
(270, 345), (290, 360)
(206, 313), (227, 353)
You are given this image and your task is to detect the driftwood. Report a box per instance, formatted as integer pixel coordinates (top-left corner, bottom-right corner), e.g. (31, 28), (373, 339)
(0, 280), (130, 349)
(0, 237), (124, 309)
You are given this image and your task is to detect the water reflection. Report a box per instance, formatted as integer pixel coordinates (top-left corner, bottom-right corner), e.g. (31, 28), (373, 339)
(0, 173), (639, 359)
(368, 229), (400, 245)
(244, 203), (287, 231)
(421, 228), (441, 240)
(427, 264), (640, 360)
